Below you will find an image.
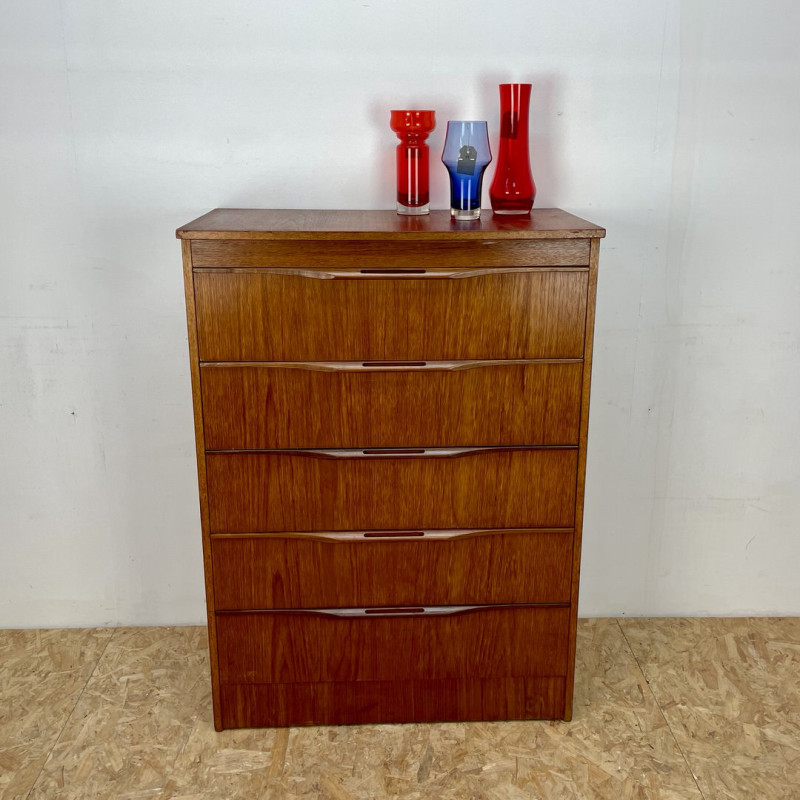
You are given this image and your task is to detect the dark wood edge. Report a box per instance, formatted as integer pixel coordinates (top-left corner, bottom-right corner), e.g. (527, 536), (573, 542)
(181, 240), (224, 732)
(563, 236), (601, 721)
(179, 229), (607, 241)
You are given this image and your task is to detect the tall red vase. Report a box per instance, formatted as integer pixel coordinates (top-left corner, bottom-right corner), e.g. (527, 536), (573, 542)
(489, 83), (535, 214)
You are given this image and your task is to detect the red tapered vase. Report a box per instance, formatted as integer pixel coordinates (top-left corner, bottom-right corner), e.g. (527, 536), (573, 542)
(489, 83), (535, 214)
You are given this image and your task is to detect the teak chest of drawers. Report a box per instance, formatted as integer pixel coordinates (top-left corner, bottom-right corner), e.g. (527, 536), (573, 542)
(177, 208), (605, 730)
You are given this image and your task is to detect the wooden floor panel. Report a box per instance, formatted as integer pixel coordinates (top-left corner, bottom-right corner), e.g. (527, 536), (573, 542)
(620, 617), (800, 800)
(0, 628), (113, 800)
(3, 618), (798, 799)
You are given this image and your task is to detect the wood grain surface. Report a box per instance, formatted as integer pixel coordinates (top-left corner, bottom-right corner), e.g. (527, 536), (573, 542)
(200, 361), (583, 449)
(177, 208), (606, 240)
(190, 238), (590, 267)
(205, 448), (578, 533)
(211, 530), (573, 609)
(181, 240), (223, 730)
(178, 208), (604, 728)
(193, 269), (588, 362)
(215, 605), (570, 684)
(219, 676), (567, 728)
(564, 236), (602, 720)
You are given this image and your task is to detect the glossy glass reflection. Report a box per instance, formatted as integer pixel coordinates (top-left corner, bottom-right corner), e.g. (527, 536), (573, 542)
(390, 110), (436, 215)
(489, 83), (535, 214)
(441, 121), (492, 220)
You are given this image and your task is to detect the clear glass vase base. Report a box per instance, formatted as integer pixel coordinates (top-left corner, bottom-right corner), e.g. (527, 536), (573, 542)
(451, 208), (481, 220)
(492, 208), (532, 215)
(396, 203), (430, 215)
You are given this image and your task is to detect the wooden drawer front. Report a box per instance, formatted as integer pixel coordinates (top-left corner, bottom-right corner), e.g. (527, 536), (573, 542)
(220, 676), (567, 727)
(206, 448), (578, 533)
(216, 605), (570, 684)
(191, 238), (591, 268)
(193, 270), (588, 361)
(201, 362), (583, 450)
(212, 530), (573, 609)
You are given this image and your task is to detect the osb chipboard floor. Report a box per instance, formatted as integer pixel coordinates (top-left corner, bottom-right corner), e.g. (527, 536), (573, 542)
(1, 619), (798, 799)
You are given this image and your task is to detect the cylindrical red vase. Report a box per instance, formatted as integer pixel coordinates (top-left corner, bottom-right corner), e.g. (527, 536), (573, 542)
(390, 110), (435, 215)
(489, 84), (535, 214)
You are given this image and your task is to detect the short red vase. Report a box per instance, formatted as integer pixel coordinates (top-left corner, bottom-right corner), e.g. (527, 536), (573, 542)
(489, 84), (535, 214)
(390, 110), (435, 215)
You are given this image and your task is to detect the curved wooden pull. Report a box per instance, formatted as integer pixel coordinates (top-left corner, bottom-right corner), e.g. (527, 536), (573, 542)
(360, 361), (427, 369)
(315, 268), (507, 279)
(211, 445), (573, 458)
(361, 448), (426, 456)
(310, 268), (487, 279)
(211, 528), (573, 542)
(230, 604), (569, 619)
(201, 359), (580, 371)
(196, 266), (565, 279)
(266, 446), (519, 459)
(295, 605), (487, 618)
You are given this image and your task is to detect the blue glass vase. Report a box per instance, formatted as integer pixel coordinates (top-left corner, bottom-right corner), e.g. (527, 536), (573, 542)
(441, 121), (492, 220)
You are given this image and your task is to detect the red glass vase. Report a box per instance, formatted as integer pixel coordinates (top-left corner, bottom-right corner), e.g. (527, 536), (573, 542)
(390, 110), (435, 215)
(489, 84), (535, 214)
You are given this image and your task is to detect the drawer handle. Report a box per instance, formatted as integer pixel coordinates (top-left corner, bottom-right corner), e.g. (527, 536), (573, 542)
(211, 528), (572, 542)
(304, 605), (490, 618)
(364, 607), (425, 615)
(201, 359), (581, 372)
(348, 447), (501, 458)
(361, 361), (427, 368)
(196, 267), (574, 279)
(313, 268), (481, 279)
(359, 269), (426, 275)
(219, 604), (567, 620)
(210, 446), (573, 458)
(361, 448), (426, 456)
(346, 446), (571, 459)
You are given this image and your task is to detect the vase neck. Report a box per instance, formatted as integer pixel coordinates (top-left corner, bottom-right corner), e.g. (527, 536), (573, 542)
(395, 132), (430, 146)
(499, 83), (531, 140)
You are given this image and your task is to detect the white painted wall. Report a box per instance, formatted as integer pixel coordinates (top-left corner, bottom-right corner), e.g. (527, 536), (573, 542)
(0, 0), (797, 626)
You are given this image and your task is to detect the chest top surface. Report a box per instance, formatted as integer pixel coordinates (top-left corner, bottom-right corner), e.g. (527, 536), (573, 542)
(176, 208), (606, 241)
